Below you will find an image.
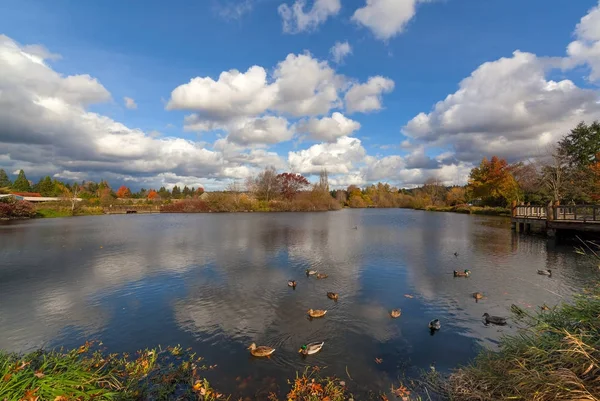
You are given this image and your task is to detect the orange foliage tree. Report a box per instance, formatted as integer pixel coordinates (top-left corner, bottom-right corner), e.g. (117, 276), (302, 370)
(147, 190), (159, 200)
(468, 156), (520, 206)
(116, 185), (131, 198)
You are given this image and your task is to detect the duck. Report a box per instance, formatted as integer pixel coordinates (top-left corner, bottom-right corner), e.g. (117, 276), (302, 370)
(298, 342), (324, 355)
(473, 292), (483, 300)
(537, 269), (552, 276)
(453, 269), (471, 277)
(454, 252), (459, 257)
(482, 313), (507, 325)
(308, 309), (327, 318)
(540, 304), (550, 311)
(248, 343), (276, 357)
(306, 269), (317, 276)
(429, 319), (441, 330)
(390, 309), (402, 318)
(288, 280), (297, 288)
(316, 273), (328, 279)
(327, 292), (339, 300)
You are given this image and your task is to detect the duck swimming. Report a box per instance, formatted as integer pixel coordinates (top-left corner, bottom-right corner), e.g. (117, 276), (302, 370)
(327, 292), (338, 300)
(316, 273), (328, 279)
(537, 269), (552, 276)
(454, 269), (471, 277)
(288, 280), (297, 288)
(483, 313), (507, 325)
(248, 343), (276, 357)
(308, 309), (327, 318)
(390, 309), (401, 318)
(298, 342), (324, 355)
(429, 319), (441, 330)
(306, 269), (317, 276)
(473, 292), (483, 300)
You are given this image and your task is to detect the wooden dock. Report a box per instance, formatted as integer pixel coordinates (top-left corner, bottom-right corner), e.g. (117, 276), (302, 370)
(511, 201), (600, 236)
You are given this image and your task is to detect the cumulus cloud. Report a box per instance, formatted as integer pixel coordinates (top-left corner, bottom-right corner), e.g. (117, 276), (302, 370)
(288, 136), (366, 174)
(124, 96), (137, 109)
(227, 116), (295, 145)
(330, 41), (352, 64)
(566, 1), (600, 81)
(297, 112), (360, 142)
(278, 0), (341, 34)
(403, 50), (600, 163)
(0, 34), (284, 188)
(352, 0), (424, 41)
(344, 76), (395, 113)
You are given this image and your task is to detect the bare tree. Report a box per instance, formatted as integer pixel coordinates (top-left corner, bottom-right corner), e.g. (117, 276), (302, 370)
(226, 180), (243, 208)
(60, 183), (80, 214)
(250, 167), (280, 202)
(423, 177), (444, 205)
(317, 169), (329, 193)
(540, 148), (566, 202)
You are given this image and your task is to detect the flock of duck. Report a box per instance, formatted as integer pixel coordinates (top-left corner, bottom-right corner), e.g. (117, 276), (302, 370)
(247, 253), (553, 358)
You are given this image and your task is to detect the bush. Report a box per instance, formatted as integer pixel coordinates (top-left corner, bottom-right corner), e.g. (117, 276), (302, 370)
(161, 199), (210, 213)
(0, 198), (36, 218)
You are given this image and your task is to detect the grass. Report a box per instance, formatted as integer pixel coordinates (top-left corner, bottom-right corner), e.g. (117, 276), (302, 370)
(421, 205), (511, 217)
(408, 284), (600, 401)
(36, 206), (105, 218)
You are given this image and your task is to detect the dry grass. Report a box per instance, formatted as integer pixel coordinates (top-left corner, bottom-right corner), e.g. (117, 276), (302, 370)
(443, 285), (600, 401)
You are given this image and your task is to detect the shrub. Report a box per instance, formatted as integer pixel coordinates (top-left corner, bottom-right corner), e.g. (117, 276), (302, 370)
(0, 198), (36, 218)
(160, 199), (210, 213)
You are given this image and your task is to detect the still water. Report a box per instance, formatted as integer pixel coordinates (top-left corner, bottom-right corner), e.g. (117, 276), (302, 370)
(0, 209), (597, 397)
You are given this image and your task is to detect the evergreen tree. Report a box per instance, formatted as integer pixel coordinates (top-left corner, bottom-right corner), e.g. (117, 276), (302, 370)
(182, 185), (191, 198)
(172, 185), (181, 198)
(0, 169), (11, 188)
(35, 176), (54, 196)
(158, 186), (171, 199)
(12, 170), (31, 192)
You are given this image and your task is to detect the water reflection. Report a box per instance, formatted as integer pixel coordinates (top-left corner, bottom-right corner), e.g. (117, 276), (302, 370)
(0, 210), (598, 397)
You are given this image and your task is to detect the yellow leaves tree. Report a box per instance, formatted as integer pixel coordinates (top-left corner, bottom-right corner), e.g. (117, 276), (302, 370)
(446, 187), (466, 206)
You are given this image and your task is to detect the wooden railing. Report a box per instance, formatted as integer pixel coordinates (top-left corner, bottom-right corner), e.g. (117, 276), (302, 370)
(514, 203), (600, 222)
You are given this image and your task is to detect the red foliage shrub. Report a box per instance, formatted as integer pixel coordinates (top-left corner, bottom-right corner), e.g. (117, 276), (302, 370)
(160, 199), (210, 213)
(0, 198), (36, 218)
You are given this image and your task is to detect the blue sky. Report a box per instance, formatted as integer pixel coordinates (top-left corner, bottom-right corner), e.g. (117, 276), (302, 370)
(0, 0), (599, 190)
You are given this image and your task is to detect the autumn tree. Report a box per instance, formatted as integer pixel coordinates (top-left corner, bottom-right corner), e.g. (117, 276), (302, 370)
(147, 190), (159, 200)
(116, 185), (132, 198)
(195, 187), (205, 196)
(468, 156), (520, 206)
(422, 177), (445, 206)
(445, 187), (466, 206)
(0, 169), (11, 188)
(58, 182), (80, 213)
(12, 169), (31, 192)
(277, 172), (309, 200)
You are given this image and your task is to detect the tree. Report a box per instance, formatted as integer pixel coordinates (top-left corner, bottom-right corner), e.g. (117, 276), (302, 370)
(182, 185), (191, 198)
(12, 169), (31, 192)
(558, 121), (600, 169)
(158, 186), (171, 199)
(171, 185), (181, 199)
(423, 177), (445, 206)
(0, 169), (11, 188)
(58, 183), (80, 213)
(195, 187), (205, 196)
(540, 149), (567, 203)
(317, 169), (329, 193)
(249, 166), (280, 202)
(147, 190), (159, 200)
(116, 185), (132, 198)
(468, 156), (520, 206)
(277, 173), (309, 200)
(33, 176), (54, 196)
(446, 187), (466, 206)
(509, 162), (542, 203)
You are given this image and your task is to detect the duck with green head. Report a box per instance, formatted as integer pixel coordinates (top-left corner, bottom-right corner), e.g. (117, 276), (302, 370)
(298, 342), (324, 355)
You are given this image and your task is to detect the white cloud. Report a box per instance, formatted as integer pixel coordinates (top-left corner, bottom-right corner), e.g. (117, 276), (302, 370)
(124, 96), (137, 109)
(297, 112), (360, 142)
(352, 0), (423, 41)
(215, 0), (254, 20)
(403, 50), (600, 163)
(278, 0), (341, 34)
(566, 1), (600, 81)
(288, 136), (366, 174)
(228, 116), (295, 145)
(344, 76), (395, 113)
(330, 41), (352, 64)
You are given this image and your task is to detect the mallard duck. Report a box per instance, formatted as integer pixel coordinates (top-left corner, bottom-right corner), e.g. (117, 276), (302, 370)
(537, 269), (552, 276)
(540, 304), (550, 311)
(298, 342), (324, 355)
(316, 273), (328, 279)
(473, 292), (483, 300)
(482, 313), (507, 325)
(288, 280), (297, 288)
(327, 292), (338, 300)
(429, 319), (441, 330)
(390, 309), (401, 318)
(453, 269), (471, 277)
(248, 343), (275, 357)
(308, 309), (327, 318)
(306, 269), (317, 276)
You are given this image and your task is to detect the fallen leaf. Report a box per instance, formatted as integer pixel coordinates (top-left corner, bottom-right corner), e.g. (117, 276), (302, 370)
(54, 397), (68, 401)
(34, 371), (45, 379)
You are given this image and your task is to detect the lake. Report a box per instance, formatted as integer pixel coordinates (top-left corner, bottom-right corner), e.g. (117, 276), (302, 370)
(0, 209), (597, 398)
